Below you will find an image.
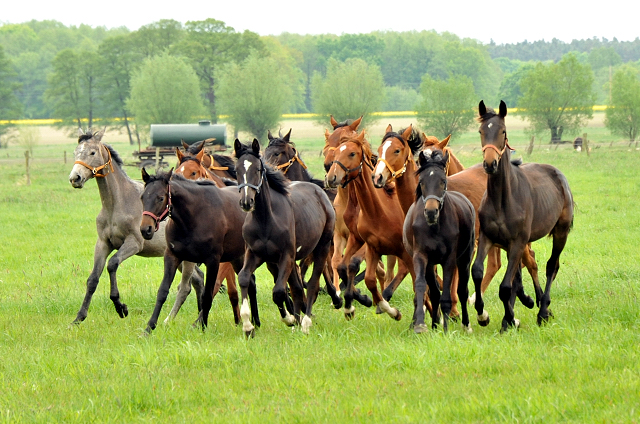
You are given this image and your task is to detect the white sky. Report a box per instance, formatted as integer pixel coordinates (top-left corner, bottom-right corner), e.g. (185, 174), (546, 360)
(2, 0), (639, 45)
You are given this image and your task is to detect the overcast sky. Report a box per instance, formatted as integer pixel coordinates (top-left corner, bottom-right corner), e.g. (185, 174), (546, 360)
(3, 0), (638, 45)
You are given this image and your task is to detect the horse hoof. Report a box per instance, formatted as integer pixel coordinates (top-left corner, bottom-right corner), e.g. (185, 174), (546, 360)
(375, 304), (383, 314)
(500, 318), (519, 333)
(344, 311), (355, 320)
(477, 310), (490, 327)
(414, 323), (429, 334)
(244, 328), (255, 339)
(117, 304), (129, 319)
(537, 312), (551, 326)
(521, 295), (535, 309)
(449, 312), (460, 322)
(361, 296), (373, 308)
(281, 315), (296, 327)
(393, 309), (402, 321)
(332, 296), (343, 310)
(462, 324), (473, 334)
(301, 315), (312, 335)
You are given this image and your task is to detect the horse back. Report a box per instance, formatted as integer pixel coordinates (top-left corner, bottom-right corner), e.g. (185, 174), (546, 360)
(289, 182), (336, 259)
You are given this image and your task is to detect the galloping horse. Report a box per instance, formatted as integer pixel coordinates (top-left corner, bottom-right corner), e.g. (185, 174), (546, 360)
(140, 170), (260, 332)
(472, 101), (574, 331)
(404, 149), (475, 333)
(68, 128), (202, 324)
(235, 139), (340, 336)
(326, 130), (413, 320)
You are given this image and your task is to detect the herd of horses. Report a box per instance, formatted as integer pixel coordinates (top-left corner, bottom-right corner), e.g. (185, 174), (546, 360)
(68, 101), (574, 335)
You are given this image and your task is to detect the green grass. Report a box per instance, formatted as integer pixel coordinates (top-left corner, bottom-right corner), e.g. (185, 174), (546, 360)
(0, 127), (639, 423)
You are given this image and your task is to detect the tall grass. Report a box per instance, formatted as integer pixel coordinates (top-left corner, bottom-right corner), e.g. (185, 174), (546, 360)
(0, 128), (638, 422)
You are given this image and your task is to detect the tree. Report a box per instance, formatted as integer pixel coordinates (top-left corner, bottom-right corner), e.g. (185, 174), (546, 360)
(605, 65), (640, 142)
(519, 53), (596, 142)
(217, 53), (292, 140)
(0, 45), (22, 144)
(498, 62), (536, 107)
(172, 19), (264, 123)
(311, 58), (385, 125)
(416, 74), (476, 140)
(127, 53), (205, 131)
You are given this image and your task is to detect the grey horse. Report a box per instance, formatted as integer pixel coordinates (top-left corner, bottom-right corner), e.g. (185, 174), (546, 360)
(68, 128), (204, 324)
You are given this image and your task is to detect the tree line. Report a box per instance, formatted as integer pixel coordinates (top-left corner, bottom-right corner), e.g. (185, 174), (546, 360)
(1, 20), (640, 144)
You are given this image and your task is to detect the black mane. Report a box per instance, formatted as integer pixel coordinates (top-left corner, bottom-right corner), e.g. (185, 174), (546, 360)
(478, 107), (498, 123)
(212, 154), (237, 179)
(333, 118), (355, 129)
(382, 127), (424, 156)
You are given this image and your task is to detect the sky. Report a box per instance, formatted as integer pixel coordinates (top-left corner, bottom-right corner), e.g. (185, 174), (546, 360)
(3, 0), (639, 45)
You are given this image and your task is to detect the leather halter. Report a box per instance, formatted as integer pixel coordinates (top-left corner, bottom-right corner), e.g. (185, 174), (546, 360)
(275, 148), (308, 174)
(74, 144), (114, 177)
(420, 164), (448, 210)
(207, 154), (229, 172)
(377, 155), (410, 183)
(330, 151), (374, 188)
(482, 138), (514, 159)
(237, 159), (267, 194)
(142, 183), (172, 232)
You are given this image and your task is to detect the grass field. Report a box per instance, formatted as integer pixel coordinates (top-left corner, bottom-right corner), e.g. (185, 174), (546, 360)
(0, 118), (639, 422)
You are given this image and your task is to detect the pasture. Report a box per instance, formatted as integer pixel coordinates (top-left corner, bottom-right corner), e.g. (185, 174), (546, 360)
(0, 117), (639, 422)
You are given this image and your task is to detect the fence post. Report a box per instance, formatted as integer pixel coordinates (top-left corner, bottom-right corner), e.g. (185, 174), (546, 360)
(25, 150), (31, 185)
(583, 133), (590, 156)
(64, 151), (67, 164)
(155, 147), (160, 170)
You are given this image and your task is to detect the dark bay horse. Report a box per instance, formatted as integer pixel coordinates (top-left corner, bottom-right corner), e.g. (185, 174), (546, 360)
(68, 128), (202, 324)
(140, 170), (260, 333)
(472, 101), (574, 331)
(234, 139), (340, 336)
(403, 149), (475, 333)
(326, 130), (413, 321)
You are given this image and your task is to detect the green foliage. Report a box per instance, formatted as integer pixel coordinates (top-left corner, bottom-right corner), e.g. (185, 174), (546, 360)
(262, 36), (308, 113)
(311, 58), (385, 125)
(172, 19), (265, 122)
(519, 53), (596, 141)
(44, 48), (102, 131)
(605, 65), (640, 141)
(498, 62), (536, 107)
(383, 86), (421, 112)
(129, 19), (184, 58)
(217, 53), (293, 140)
(416, 74), (476, 140)
(0, 45), (22, 129)
(127, 54), (205, 129)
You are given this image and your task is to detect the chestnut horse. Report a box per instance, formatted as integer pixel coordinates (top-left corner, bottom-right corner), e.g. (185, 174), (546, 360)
(68, 128), (202, 325)
(404, 149), (475, 333)
(472, 101), (574, 331)
(234, 139), (340, 336)
(181, 139), (237, 180)
(326, 130), (414, 320)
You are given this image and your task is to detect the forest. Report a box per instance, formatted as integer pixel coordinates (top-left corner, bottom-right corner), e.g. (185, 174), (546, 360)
(1, 19), (639, 135)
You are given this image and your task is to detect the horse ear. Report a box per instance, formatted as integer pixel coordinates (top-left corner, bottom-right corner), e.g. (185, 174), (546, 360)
(438, 134), (452, 150)
(357, 130), (366, 143)
(267, 130), (274, 141)
(479, 100), (487, 117)
(252, 138), (261, 155)
(283, 128), (292, 142)
(324, 128), (330, 141)
(181, 139), (189, 149)
(351, 116), (363, 131)
(196, 148), (204, 162)
(141, 167), (150, 184)
(94, 128), (105, 142)
(77, 128), (85, 138)
(234, 139), (242, 158)
(330, 115), (338, 129)
(499, 100), (508, 118)
(442, 149), (450, 166)
(385, 124), (393, 134)
(166, 168), (174, 181)
(401, 125), (413, 140)
(176, 147), (184, 161)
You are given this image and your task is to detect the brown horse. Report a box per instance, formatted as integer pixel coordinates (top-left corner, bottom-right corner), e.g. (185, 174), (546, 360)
(326, 130), (414, 320)
(373, 127), (541, 315)
(323, 116), (387, 297)
(181, 139), (237, 181)
(473, 100), (574, 331)
(171, 147), (240, 322)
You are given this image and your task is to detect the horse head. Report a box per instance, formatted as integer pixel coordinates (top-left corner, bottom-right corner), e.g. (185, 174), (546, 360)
(478, 100), (511, 174)
(175, 147), (209, 180)
(69, 127), (112, 188)
(264, 129), (295, 169)
(372, 124), (419, 188)
(416, 149), (450, 226)
(140, 168), (173, 240)
(234, 138), (265, 212)
(323, 116), (362, 173)
(325, 130), (372, 189)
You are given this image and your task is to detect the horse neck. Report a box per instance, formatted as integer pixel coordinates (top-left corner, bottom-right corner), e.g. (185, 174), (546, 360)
(285, 162), (309, 182)
(352, 160), (393, 218)
(486, 149), (514, 207)
(394, 157), (418, 215)
(167, 183), (204, 231)
(95, 161), (135, 213)
(252, 180), (277, 225)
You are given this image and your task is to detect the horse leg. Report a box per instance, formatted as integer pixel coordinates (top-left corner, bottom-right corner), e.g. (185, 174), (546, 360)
(164, 261), (196, 324)
(146, 252), (181, 333)
(425, 264), (441, 329)
(367, 249), (401, 321)
(456, 255), (472, 333)
(237, 252), (263, 338)
(469, 246), (501, 306)
(411, 253), (429, 333)
(339, 235), (371, 319)
(499, 242), (527, 332)
(273, 256), (299, 326)
(73, 239), (113, 324)
(381, 256), (410, 302)
(331, 233), (347, 294)
(522, 244), (542, 307)
(106, 235), (144, 319)
(471, 234), (493, 326)
(538, 231), (569, 325)
(383, 255), (397, 291)
(233, 257), (260, 329)
(439, 257), (458, 333)
(220, 262), (240, 325)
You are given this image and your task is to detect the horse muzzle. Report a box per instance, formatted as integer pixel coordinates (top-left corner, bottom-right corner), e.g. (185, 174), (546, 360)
(424, 208), (440, 226)
(483, 159), (498, 174)
(69, 168), (88, 188)
(140, 224), (155, 240)
(240, 198), (255, 212)
(372, 172), (386, 189)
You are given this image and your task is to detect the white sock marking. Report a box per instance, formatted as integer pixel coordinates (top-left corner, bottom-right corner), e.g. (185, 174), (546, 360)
(478, 310), (489, 322)
(301, 315), (312, 334)
(468, 292), (476, 305)
(377, 300), (397, 318)
(240, 298), (254, 333)
(343, 305), (355, 314)
(281, 310), (296, 326)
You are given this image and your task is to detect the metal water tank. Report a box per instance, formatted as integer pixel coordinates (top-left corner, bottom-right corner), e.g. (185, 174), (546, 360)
(150, 120), (227, 147)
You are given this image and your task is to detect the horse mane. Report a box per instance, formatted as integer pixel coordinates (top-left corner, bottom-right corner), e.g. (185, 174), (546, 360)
(382, 127), (424, 156)
(477, 107), (498, 123)
(104, 144), (124, 167)
(235, 141), (290, 195)
(184, 140), (205, 155)
(333, 119), (355, 129)
(212, 154), (237, 179)
(144, 168), (172, 186)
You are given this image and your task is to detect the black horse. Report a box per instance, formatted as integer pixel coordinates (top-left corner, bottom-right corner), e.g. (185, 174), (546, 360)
(234, 139), (340, 336)
(403, 150), (476, 333)
(473, 100), (574, 332)
(140, 169), (260, 333)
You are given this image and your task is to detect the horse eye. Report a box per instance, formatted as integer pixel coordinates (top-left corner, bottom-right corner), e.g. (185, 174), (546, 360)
(394, 149), (401, 154)
(90, 151), (96, 156)
(349, 152), (356, 157)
